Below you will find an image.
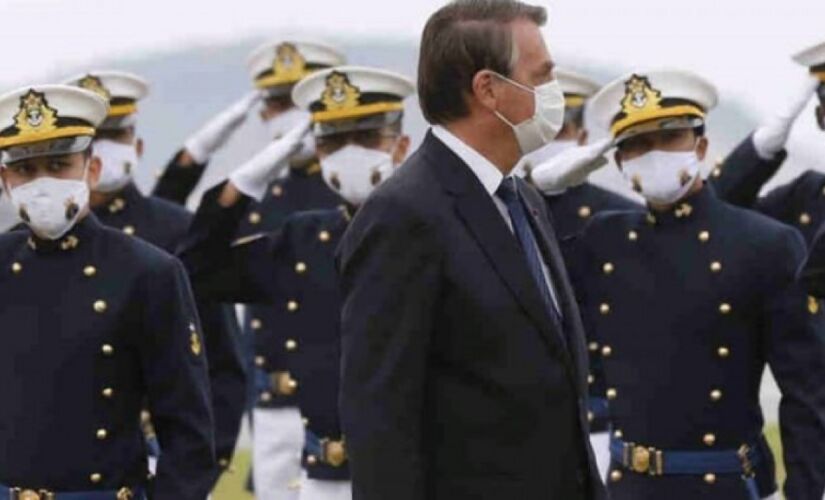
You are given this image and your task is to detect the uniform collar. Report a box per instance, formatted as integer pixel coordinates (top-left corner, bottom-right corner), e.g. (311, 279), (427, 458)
(27, 212), (101, 254)
(646, 182), (716, 226)
(432, 125), (503, 196)
(101, 182), (143, 215)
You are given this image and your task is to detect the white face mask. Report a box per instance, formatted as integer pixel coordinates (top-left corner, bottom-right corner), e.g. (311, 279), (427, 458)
(320, 144), (397, 206)
(265, 107), (315, 164)
(621, 149), (702, 205)
(513, 139), (578, 179)
(93, 139), (138, 193)
(6, 163), (90, 240)
(493, 75), (566, 155)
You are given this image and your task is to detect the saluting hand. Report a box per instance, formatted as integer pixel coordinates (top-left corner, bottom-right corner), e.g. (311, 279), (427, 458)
(530, 138), (612, 194)
(224, 116), (312, 204)
(184, 91), (262, 164)
(752, 75), (820, 160)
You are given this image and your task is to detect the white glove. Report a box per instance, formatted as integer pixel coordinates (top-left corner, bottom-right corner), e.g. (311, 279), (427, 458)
(184, 91), (261, 164)
(530, 138), (612, 195)
(229, 116), (312, 201)
(752, 76), (819, 160)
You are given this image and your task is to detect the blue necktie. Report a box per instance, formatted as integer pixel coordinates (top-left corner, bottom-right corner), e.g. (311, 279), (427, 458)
(496, 177), (563, 327)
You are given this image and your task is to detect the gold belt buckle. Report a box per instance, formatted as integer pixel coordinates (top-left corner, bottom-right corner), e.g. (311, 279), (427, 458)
(321, 438), (348, 467)
(116, 487), (134, 500)
(625, 442), (663, 476)
(12, 489), (54, 500)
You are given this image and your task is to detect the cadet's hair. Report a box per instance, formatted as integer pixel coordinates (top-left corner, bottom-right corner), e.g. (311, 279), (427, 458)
(418, 0), (547, 125)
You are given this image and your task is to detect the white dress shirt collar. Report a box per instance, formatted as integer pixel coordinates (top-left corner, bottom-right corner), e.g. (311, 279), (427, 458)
(432, 125), (504, 196)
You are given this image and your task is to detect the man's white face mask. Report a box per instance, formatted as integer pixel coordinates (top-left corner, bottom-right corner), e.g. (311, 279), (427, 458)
(512, 139), (578, 180)
(621, 144), (702, 205)
(264, 107), (315, 164)
(6, 161), (91, 240)
(492, 74), (566, 155)
(319, 143), (398, 206)
(93, 139), (138, 193)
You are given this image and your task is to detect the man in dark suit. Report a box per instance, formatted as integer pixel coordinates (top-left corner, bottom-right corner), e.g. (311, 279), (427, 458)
(335, 1), (604, 499)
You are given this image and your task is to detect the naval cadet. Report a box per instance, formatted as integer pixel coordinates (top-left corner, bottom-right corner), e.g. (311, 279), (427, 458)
(534, 69), (825, 499)
(177, 66), (414, 500)
(63, 70), (247, 487)
(709, 40), (823, 245)
(154, 40), (346, 498)
(0, 85), (215, 498)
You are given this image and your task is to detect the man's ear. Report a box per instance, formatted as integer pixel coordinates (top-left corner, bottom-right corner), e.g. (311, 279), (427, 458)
(471, 71), (500, 114)
(136, 137), (144, 159)
(392, 135), (411, 166)
(614, 150), (624, 171)
(695, 136), (709, 161)
(87, 154), (102, 189)
(577, 129), (589, 146)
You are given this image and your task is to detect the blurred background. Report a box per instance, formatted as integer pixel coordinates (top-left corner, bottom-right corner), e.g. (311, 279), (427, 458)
(0, 0), (821, 496)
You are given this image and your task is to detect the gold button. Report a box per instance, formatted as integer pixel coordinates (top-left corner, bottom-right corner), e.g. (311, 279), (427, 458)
(288, 379), (298, 390)
(698, 230), (710, 242)
(90, 473), (102, 484)
(101, 387), (114, 398)
(800, 213), (812, 226)
(219, 458), (230, 468)
(248, 212), (262, 225)
(260, 391), (272, 403)
(587, 411), (594, 423)
(606, 388), (617, 400)
(628, 230), (638, 242)
(613, 429), (623, 439)
(302, 417), (309, 426)
(285, 339), (297, 351)
(587, 374), (595, 385)
(255, 356), (265, 367)
(295, 262), (307, 274)
(287, 300), (299, 312)
(578, 206), (592, 218)
(599, 303), (611, 315)
(318, 230), (331, 242)
(101, 344), (114, 356)
(710, 389), (723, 402)
(250, 319), (262, 330)
(93, 300), (107, 313)
(602, 262), (614, 274)
(646, 213), (657, 225)
(84, 265), (97, 277)
(96, 428), (108, 440)
(704, 473), (716, 484)
(710, 261), (722, 273)
(588, 342), (599, 352)
(717, 346), (730, 358)
(601, 345), (613, 357)
(711, 167), (722, 178)
(272, 185), (283, 197)
(719, 303), (731, 315)
(703, 433), (716, 446)
(610, 470), (623, 482)
(11, 262), (21, 274)
(307, 455), (318, 465)
(123, 225), (135, 235)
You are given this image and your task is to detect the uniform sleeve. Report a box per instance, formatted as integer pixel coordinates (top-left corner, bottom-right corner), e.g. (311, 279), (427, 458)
(176, 181), (289, 303)
(197, 301), (247, 482)
(151, 149), (209, 206)
(139, 256), (216, 500)
(763, 229), (825, 499)
(336, 193), (440, 500)
(710, 133), (787, 210)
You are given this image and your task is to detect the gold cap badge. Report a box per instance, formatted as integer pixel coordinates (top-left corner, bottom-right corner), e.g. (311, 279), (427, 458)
(273, 43), (307, 83)
(78, 75), (111, 101)
(15, 90), (58, 135)
(321, 71), (361, 111)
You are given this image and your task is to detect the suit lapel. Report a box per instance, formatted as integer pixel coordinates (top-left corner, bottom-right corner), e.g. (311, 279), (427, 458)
(422, 132), (570, 359)
(519, 181), (588, 384)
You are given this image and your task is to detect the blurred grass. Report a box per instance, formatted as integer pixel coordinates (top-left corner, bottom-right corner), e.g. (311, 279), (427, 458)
(213, 424), (785, 499)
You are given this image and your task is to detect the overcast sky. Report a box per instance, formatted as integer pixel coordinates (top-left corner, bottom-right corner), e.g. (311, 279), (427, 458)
(0, 0), (822, 154)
